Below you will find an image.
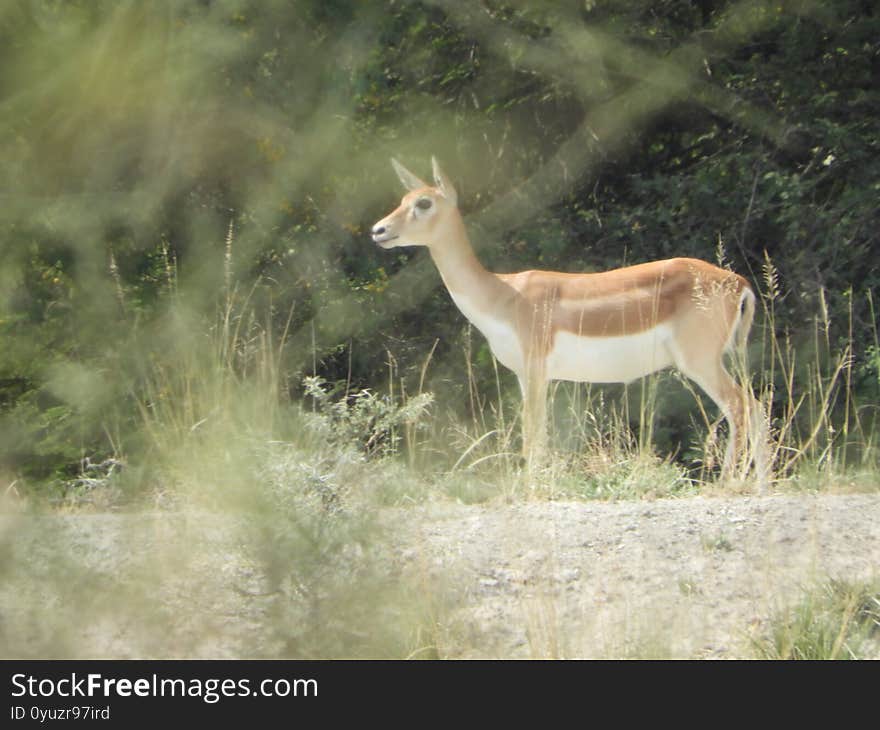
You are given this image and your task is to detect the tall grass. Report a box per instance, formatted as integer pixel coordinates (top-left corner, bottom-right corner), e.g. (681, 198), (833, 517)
(752, 256), (878, 490)
(134, 228), (292, 485)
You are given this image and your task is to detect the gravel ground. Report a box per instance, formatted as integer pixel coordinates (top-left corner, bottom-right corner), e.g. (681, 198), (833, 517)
(387, 493), (880, 657)
(2, 492), (878, 658)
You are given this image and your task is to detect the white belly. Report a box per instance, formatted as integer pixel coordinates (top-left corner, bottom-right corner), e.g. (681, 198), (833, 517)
(547, 326), (674, 383)
(450, 291), (673, 384)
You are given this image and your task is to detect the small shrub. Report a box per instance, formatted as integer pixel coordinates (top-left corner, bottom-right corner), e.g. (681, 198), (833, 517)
(302, 375), (433, 459)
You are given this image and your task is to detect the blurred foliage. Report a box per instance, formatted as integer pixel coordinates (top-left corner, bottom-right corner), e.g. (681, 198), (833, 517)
(0, 0), (878, 488)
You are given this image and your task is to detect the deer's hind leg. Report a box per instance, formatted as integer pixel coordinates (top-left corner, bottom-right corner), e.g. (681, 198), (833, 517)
(666, 326), (756, 481)
(684, 362), (750, 478)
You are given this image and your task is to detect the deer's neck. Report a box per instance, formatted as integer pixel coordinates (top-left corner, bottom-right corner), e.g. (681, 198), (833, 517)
(427, 218), (495, 301)
(428, 217), (526, 374)
(427, 217), (521, 343)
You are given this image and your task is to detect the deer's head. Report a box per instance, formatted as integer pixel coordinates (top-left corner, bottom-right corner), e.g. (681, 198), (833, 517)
(371, 157), (459, 249)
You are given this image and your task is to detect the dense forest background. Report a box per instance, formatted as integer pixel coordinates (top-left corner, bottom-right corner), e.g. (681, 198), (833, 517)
(1, 0), (878, 495)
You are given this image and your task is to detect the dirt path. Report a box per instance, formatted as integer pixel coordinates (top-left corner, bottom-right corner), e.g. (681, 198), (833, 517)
(2, 492), (878, 658)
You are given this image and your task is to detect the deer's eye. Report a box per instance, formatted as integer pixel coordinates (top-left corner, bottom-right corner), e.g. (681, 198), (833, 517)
(415, 198), (433, 211)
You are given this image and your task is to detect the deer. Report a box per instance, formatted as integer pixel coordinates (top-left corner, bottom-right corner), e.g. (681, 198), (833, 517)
(371, 157), (768, 487)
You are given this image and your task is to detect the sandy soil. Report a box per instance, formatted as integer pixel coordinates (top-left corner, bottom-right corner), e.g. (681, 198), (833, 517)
(2, 492), (878, 658)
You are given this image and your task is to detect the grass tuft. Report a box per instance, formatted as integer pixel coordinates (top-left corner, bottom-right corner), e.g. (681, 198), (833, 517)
(752, 580), (880, 660)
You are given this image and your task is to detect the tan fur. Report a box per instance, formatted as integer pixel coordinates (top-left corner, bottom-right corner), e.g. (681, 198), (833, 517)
(372, 159), (766, 485)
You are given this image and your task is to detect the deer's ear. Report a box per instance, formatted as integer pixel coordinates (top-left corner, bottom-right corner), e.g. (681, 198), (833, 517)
(431, 157), (458, 207)
(391, 158), (428, 192)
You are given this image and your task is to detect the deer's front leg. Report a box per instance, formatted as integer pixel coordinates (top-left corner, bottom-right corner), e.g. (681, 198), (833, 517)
(518, 370), (549, 467)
